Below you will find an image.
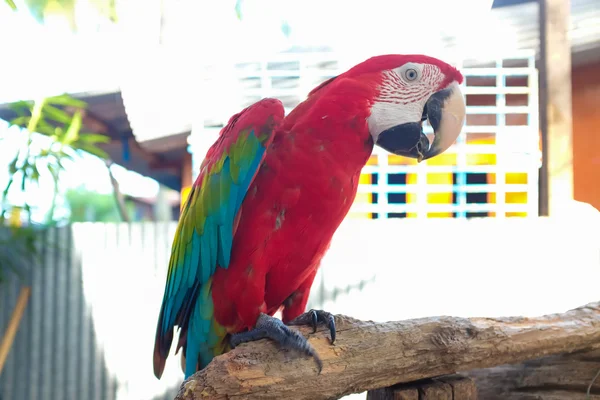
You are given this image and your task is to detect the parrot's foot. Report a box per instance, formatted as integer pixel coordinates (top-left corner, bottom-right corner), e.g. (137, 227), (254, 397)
(288, 309), (336, 344)
(230, 313), (323, 372)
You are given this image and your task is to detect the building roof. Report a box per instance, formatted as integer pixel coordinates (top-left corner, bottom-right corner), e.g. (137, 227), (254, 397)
(490, 0), (600, 66)
(0, 90), (186, 191)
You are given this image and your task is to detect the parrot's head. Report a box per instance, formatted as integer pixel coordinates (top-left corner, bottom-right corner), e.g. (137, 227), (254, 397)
(340, 54), (466, 162)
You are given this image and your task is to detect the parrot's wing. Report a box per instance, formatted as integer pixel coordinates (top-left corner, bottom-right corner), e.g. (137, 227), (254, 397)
(153, 98), (284, 378)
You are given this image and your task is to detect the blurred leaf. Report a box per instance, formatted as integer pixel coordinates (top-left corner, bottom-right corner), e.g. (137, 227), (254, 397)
(7, 156), (18, 175)
(78, 132), (111, 144)
(30, 163), (40, 182)
(27, 99), (45, 132)
(52, 127), (63, 139)
(5, 0), (17, 10)
(23, 0), (47, 23)
(8, 100), (33, 116)
(46, 162), (59, 178)
(62, 110), (81, 144)
(235, 0), (243, 20)
(24, 0), (77, 28)
(77, 143), (109, 159)
(43, 104), (73, 124)
(88, 0), (117, 22)
(20, 161), (29, 190)
(56, 149), (74, 161)
(46, 93), (87, 108)
(35, 120), (59, 136)
(0, 224), (53, 285)
(9, 116), (30, 127)
(2, 175), (14, 200)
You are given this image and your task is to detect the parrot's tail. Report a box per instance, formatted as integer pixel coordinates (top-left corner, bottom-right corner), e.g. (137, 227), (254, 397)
(181, 280), (230, 378)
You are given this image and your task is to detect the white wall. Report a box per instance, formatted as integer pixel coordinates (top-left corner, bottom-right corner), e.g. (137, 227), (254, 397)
(69, 201), (600, 399)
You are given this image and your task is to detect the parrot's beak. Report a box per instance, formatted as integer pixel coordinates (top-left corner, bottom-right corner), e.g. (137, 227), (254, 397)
(375, 81), (466, 162)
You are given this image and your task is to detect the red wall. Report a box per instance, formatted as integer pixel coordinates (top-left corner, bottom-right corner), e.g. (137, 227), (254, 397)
(572, 62), (600, 211)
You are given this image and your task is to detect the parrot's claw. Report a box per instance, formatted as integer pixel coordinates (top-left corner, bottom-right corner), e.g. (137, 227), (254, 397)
(230, 313), (323, 373)
(288, 309), (336, 344)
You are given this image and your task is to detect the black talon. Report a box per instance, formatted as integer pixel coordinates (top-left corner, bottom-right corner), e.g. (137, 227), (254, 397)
(288, 309), (337, 345)
(230, 313), (323, 373)
(311, 310), (318, 333)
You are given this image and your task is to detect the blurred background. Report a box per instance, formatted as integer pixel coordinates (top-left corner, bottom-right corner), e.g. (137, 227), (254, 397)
(0, 0), (599, 399)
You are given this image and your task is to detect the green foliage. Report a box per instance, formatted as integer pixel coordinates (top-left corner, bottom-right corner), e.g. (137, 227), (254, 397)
(4, 0), (117, 30)
(65, 186), (134, 223)
(0, 94), (111, 284)
(2, 94), (111, 224)
(0, 223), (42, 284)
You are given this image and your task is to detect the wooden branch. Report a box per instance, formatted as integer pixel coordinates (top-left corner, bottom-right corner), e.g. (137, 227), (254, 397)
(0, 286), (30, 374)
(465, 348), (600, 399)
(176, 302), (600, 400)
(367, 374), (478, 400)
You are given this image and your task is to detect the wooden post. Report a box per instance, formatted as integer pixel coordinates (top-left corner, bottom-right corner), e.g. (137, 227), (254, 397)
(538, 0), (574, 216)
(181, 152), (192, 189)
(180, 152), (193, 211)
(0, 286), (31, 375)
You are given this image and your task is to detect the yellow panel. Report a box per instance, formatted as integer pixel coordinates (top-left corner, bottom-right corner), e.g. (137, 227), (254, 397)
(428, 172), (453, 218)
(406, 172), (454, 218)
(506, 212), (528, 217)
(349, 172), (373, 219)
(506, 172), (527, 184)
(466, 134), (496, 144)
(428, 212), (452, 218)
(466, 137), (495, 213)
(180, 186), (192, 211)
(506, 192), (528, 204)
(467, 153), (496, 165)
(427, 173), (450, 184)
(366, 155), (378, 166)
(406, 172), (418, 218)
(388, 155), (416, 166)
(359, 172), (371, 184)
(359, 132), (533, 219)
(425, 152), (456, 166)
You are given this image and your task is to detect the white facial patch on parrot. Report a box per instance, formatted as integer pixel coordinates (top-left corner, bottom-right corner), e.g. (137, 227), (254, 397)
(367, 62), (445, 143)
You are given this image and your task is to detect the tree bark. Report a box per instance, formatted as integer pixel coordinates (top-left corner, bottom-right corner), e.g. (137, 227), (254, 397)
(367, 375), (478, 400)
(465, 348), (600, 399)
(175, 301), (600, 400)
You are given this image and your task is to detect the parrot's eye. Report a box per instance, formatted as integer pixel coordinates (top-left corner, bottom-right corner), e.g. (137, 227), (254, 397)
(404, 68), (418, 81)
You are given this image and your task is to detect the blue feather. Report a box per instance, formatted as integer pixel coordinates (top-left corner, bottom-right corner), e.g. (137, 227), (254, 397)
(153, 99), (283, 380)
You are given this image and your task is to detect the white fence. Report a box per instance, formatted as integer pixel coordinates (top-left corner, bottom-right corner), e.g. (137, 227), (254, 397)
(3, 212), (600, 400)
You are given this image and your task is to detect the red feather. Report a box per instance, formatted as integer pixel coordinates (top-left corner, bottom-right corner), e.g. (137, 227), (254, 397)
(189, 54), (461, 350)
(211, 73), (378, 332)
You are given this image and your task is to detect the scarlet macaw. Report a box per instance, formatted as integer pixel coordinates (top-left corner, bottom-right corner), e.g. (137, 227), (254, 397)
(153, 54), (466, 379)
